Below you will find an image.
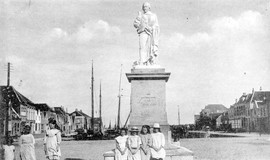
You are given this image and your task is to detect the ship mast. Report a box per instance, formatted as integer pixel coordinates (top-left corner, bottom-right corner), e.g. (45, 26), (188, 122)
(99, 80), (102, 132)
(91, 60), (94, 130)
(117, 64), (123, 130)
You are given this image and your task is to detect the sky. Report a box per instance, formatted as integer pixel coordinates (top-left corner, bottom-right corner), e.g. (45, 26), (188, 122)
(1, 0), (270, 125)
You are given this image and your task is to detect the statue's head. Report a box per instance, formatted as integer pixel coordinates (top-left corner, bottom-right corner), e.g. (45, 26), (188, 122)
(142, 2), (151, 13)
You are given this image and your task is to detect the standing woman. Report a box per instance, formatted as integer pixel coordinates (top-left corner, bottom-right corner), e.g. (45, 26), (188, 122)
(150, 123), (166, 160)
(140, 125), (152, 160)
(127, 127), (141, 160)
(44, 118), (62, 160)
(115, 128), (128, 160)
(19, 125), (36, 160)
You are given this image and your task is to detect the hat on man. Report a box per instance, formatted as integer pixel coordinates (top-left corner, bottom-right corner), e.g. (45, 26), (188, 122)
(153, 123), (160, 129)
(130, 126), (139, 132)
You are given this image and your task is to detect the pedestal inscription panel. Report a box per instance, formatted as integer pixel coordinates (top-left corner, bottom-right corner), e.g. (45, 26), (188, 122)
(126, 68), (170, 127)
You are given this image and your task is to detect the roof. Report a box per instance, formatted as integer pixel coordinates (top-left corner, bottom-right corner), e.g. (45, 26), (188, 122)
(54, 107), (66, 115)
(35, 103), (52, 111)
(0, 86), (35, 110)
(235, 91), (270, 105)
(69, 110), (91, 118)
(203, 104), (228, 113)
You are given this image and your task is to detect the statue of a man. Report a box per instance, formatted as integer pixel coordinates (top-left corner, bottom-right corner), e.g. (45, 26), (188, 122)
(134, 2), (160, 66)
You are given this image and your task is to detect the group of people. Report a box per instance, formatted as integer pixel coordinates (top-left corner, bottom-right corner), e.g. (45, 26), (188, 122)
(115, 123), (166, 160)
(2, 118), (62, 160)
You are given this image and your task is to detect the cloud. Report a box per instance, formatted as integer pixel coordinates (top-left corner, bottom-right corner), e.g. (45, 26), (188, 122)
(74, 20), (121, 43)
(49, 28), (68, 39)
(166, 10), (266, 51)
(5, 55), (24, 65)
(48, 20), (121, 43)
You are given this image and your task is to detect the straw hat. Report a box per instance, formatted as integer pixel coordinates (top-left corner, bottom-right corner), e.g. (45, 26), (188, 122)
(153, 123), (160, 129)
(130, 127), (139, 132)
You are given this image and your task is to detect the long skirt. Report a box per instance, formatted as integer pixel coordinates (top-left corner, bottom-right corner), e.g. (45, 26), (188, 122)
(20, 144), (36, 160)
(115, 149), (128, 160)
(128, 149), (141, 160)
(140, 148), (150, 160)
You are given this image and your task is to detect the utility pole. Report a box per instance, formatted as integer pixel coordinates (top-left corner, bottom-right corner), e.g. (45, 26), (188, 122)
(117, 64), (123, 130)
(99, 80), (102, 132)
(7, 62), (10, 86)
(5, 62), (10, 143)
(178, 105), (180, 125)
(91, 60), (94, 130)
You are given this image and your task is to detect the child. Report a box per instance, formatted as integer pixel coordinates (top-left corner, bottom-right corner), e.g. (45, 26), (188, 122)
(150, 123), (166, 160)
(115, 128), (128, 160)
(3, 138), (15, 160)
(44, 118), (62, 160)
(140, 125), (152, 160)
(127, 127), (141, 160)
(19, 125), (36, 160)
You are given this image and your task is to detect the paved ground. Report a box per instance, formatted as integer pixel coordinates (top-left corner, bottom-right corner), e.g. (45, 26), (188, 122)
(14, 133), (270, 160)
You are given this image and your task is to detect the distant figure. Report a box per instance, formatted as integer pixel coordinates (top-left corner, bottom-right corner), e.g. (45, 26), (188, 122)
(19, 125), (36, 160)
(140, 125), (152, 160)
(150, 123), (166, 160)
(3, 138), (15, 160)
(115, 128), (128, 160)
(134, 2), (160, 65)
(44, 118), (62, 160)
(127, 127), (141, 160)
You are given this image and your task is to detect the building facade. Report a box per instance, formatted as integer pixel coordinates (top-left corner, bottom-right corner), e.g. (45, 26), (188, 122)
(228, 90), (270, 132)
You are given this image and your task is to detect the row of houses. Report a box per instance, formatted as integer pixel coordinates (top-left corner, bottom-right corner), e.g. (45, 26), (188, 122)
(195, 88), (270, 133)
(229, 89), (270, 132)
(0, 86), (99, 137)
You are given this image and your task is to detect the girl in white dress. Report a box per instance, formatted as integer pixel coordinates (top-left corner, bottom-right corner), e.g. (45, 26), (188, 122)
(44, 118), (62, 160)
(150, 123), (166, 160)
(127, 127), (141, 160)
(115, 128), (128, 160)
(140, 125), (152, 160)
(19, 125), (36, 160)
(3, 138), (15, 160)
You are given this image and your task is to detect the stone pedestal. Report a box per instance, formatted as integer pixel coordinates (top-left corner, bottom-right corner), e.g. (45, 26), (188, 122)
(126, 67), (170, 139)
(103, 67), (193, 160)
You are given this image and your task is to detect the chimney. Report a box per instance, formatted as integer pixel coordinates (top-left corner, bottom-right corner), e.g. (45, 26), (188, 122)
(75, 108), (78, 112)
(260, 86), (262, 91)
(252, 88), (254, 93)
(243, 93), (246, 96)
(80, 109), (82, 112)
(235, 99), (238, 103)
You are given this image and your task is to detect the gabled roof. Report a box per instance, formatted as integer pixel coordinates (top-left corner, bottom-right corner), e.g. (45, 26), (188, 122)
(54, 107), (66, 115)
(236, 93), (252, 104)
(204, 104), (228, 113)
(69, 110), (91, 118)
(0, 86), (35, 109)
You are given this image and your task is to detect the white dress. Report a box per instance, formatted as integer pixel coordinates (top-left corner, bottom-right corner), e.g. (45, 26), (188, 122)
(19, 134), (36, 160)
(140, 134), (152, 160)
(44, 129), (61, 160)
(127, 135), (141, 160)
(3, 145), (15, 160)
(150, 132), (166, 159)
(115, 135), (128, 160)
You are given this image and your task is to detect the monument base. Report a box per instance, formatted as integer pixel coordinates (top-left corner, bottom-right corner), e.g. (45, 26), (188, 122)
(103, 67), (194, 160)
(103, 144), (194, 160)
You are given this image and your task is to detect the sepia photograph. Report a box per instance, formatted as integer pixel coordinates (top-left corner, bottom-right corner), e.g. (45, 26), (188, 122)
(1, 0), (270, 159)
